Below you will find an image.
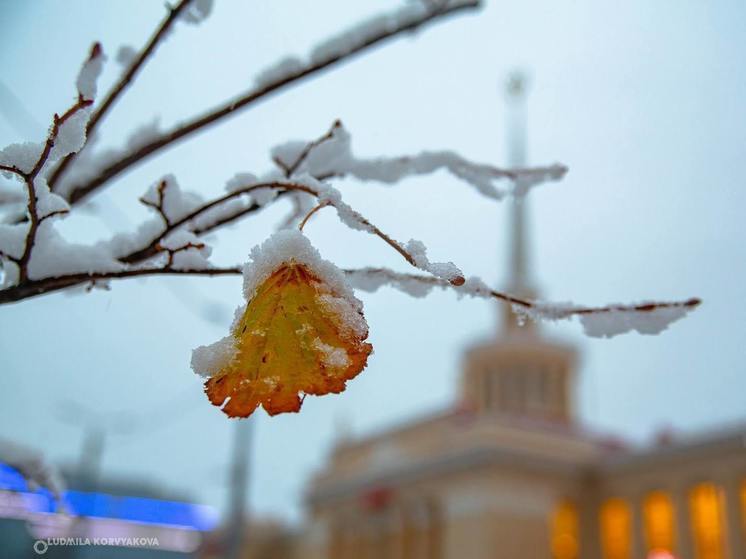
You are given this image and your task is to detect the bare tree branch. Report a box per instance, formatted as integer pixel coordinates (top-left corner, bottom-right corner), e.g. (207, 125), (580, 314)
(298, 201), (332, 231)
(58, 1), (481, 205)
(282, 120), (342, 178)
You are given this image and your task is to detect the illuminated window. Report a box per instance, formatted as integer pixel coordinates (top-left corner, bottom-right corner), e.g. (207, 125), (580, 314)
(643, 491), (676, 555)
(600, 498), (632, 559)
(550, 499), (579, 559)
(741, 479), (746, 541)
(689, 482), (727, 559)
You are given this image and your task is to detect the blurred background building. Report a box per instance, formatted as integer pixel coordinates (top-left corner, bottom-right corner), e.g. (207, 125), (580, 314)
(298, 75), (746, 559)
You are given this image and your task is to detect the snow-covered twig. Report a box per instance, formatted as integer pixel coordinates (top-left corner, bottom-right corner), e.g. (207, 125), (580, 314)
(272, 120), (567, 199)
(0, 44), (103, 283)
(48, 0), (195, 191)
(55, 0), (481, 205)
(0, 265), (241, 303)
(0, 262), (701, 338)
(274, 120), (343, 178)
(345, 267), (702, 337)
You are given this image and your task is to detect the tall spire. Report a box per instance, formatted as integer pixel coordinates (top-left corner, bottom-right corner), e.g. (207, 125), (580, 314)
(501, 71), (537, 334)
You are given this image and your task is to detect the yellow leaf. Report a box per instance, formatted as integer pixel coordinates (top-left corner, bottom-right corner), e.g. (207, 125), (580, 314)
(203, 260), (372, 418)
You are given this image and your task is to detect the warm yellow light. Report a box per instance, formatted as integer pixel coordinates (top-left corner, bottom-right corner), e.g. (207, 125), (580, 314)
(740, 479), (746, 548)
(643, 490), (676, 554)
(600, 498), (632, 559)
(550, 499), (579, 559)
(689, 482), (726, 559)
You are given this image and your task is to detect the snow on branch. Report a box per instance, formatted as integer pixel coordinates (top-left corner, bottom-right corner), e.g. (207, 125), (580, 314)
(0, 43), (104, 285)
(272, 121), (567, 199)
(48, 0), (197, 191)
(0, 116), (701, 342)
(52, 0), (482, 205)
(0, 3), (699, 343)
(345, 267), (701, 338)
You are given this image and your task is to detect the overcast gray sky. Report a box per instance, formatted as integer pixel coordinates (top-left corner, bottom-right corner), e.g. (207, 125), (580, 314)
(1, 0), (745, 523)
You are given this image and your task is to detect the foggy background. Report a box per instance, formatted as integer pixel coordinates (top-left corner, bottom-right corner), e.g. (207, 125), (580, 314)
(1, 0), (745, 524)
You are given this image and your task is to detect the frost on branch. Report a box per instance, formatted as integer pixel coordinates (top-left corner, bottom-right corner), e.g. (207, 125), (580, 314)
(192, 230), (372, 418)
(271, 122), (565, 199)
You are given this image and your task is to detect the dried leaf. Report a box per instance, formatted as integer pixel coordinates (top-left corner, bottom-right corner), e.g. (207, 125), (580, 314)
(204, 262), (372, 418)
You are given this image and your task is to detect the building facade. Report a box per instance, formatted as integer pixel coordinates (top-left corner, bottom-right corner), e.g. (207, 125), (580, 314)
(301, 279), (746, 559)
(300, 75), (746, 559)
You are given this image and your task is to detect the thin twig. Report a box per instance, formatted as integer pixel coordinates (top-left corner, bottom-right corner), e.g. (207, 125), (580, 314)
(0, 165), (25, 177)
(282, 120), (342, 177)
(120, 182), (316, 264)
(48, 0), (194, 191)
(0, 266), (242, 304)
(15, 96), (93, 282)
(139, 178), (171, 226)
(344, 268), (702, 313)
(119, 180), (431, 281)
(159, 241), (206, 266)
(59, 1), (481, 205)
(298, 202), (331, 231)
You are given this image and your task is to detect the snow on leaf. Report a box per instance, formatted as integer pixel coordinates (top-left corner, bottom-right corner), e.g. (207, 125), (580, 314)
(192, 231), (372, 418)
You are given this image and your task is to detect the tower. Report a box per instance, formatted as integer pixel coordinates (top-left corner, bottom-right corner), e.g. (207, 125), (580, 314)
(461, 72), (577, 423)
